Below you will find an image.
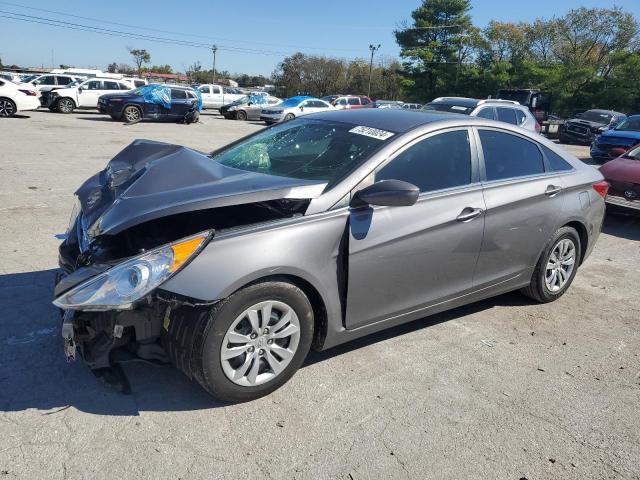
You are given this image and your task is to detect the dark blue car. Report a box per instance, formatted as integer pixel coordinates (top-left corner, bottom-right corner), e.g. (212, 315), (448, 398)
(98, 84), (202, 123)
(591, 115), (640, 162)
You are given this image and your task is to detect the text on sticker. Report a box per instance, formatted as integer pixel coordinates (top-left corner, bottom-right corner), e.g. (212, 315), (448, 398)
(349, 126), (395, 140)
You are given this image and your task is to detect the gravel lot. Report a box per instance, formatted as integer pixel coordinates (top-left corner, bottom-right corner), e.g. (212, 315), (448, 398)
(1, 110), (639, 480)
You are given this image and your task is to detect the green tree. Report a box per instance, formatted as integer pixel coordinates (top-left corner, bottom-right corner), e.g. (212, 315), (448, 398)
(127, 48), (151, 74)
(395, 0), (473, 101)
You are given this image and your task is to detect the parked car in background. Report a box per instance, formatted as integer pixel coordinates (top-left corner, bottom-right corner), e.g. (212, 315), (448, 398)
(48, 78), (134, 113)
(321, 95), (342, 104)
(591, 116), (640, 162)
(559, 109), (626, 145)
(53, 109), (606, 402)
(423, 97), (541, 133)
(402, 103), (422, 110)
(197, 84), (245, 110)
(220, 95), (281, 121)
(98, 84), (201, 122)
(599, 143), (640, 212)
(260, 96), (333, 124)
(0, 79), (40, 117)
(28, 74), (85, 100)
(496, 88), (552, 122)
(373, 100), (404, 109)
(0, 71), (23, 83)
(332, 95), (372, 109)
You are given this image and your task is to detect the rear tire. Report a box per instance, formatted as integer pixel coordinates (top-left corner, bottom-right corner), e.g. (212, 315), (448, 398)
(0, 97), (17, 117)
(192, 281), (314, 403)
(284, 113), (295, 121)
(56, 98), (75, 114)
(236, 110), (247, 121)
(521, 226), (581, 303)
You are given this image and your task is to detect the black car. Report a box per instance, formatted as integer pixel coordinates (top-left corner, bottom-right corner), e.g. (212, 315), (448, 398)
(559, 109), (626, 145)
(98, 85), (200, 123)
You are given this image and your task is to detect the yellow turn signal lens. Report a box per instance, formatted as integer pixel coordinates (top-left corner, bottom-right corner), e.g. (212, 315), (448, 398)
(169, 234), (208, 272)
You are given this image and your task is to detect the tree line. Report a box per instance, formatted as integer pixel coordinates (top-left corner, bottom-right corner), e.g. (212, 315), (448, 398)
(395, 1), (640, 115)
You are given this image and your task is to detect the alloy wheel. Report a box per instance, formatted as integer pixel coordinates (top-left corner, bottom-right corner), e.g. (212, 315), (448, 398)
(58, 99), (73, 113)
(124, 106), (141, 122)
(0, 99), (16, 117)
(220, 300), (301, 387)
(545, 238), (576, 292)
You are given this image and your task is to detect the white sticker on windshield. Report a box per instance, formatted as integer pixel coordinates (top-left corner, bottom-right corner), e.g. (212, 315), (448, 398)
(451, 105), (468, 111)
(349, 125), (395, 140)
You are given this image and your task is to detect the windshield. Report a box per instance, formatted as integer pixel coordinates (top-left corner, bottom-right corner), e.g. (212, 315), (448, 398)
(281, 97), (306, 108)
(614, 117), (640, 132)
(623, 144), (640, 160)
(580, 111), (613, 123)
(230, 96), (249, 106)
(422, 103), (473, 115)
(209, 118), (393, 187)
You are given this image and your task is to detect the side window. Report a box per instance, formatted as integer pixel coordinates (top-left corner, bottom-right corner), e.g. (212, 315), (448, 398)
(312, 100), (328, 108)
(170, 88), (187, 100)
(134, 80), (146, 87)
(0, 80), (4, 86)
(347, 97), (360, 106)
(58, 76), (73, 85)
(336, 98), (348, 106)
(361, 97), (370, 105)
(38, 76), (56, 85)
(212, 86), (221, 94)
(476, 107), (495, 120)
(376, 130), (472, 193)
(103, 81), (120, 90)
(479, 130), (545, 181)
(199, 86), (210, 94)
(515, 110), (527, 125)
(186, 91), (196, 99)
(541, 145), (573, 172)
(496, 107), (518, 125)
(86, 80), (102, 90)
(118, 83), (130, 90)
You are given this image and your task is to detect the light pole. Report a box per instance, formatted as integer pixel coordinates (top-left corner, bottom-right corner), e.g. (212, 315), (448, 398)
(368, 44), (381, 98)
(211, 45), (218, 84)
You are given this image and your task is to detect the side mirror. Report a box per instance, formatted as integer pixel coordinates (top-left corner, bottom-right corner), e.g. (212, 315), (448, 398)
(299, 106), (304, 111)
(78, 86), (84, 92)
(351, 180), (419, 208)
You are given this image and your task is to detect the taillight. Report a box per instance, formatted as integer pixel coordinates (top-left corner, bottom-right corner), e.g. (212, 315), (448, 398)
(535, 121), (541, 134)
(592, 180), (609, 199)
(18, 89), (36, 96)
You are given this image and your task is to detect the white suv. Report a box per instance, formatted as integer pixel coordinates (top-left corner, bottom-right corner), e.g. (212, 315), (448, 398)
(48, 78), (134, 113)
(423, 97), (541, 133)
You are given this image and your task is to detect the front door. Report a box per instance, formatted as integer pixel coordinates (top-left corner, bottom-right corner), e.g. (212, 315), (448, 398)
(77, 80), (104, 107)
(346, 128), (486, 329)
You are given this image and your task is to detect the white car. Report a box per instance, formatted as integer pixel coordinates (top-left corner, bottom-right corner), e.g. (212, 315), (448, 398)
(197, 84), (245, 110)
(260, 96), (334, 124)
(0, 79), (40, 117)
(48, 77), (134, 113)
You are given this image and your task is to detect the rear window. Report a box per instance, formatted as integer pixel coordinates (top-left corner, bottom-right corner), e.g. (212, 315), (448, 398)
(423, 103), (473, 115)
(496, 107), (518, 125)
(479, 130), (545, 181)
(171, 88), (187, 99)
(347, 98), (360, 105)
(542, 145), (573, 172)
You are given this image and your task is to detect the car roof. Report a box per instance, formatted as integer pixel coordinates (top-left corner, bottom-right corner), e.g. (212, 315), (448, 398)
(306, 109), (469, 133)
(428, 97), (479, 107)
(584, 109), (626, 116)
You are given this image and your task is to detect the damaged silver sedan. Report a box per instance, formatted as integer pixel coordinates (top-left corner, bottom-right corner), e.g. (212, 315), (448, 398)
(54, 109), (606, 402)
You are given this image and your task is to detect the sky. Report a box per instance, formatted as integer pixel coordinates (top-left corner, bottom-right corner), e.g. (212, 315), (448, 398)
(1, 0), (639, 76)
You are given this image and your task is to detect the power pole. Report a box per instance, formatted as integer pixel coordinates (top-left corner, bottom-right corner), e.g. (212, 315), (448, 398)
(368, 44), (381, 98)
(211, 45), (218, 84)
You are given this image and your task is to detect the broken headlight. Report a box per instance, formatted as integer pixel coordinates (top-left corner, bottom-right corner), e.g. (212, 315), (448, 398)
(53, 232), (210, 311)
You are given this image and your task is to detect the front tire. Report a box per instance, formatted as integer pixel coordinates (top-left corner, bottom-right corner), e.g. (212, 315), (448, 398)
(123, 105), (142, 123)
(194, 281), (314, 402)
(284, 113), (295, 121)
(521, 226), (581, 303)
(0, 97), (17, 117)
(56, 97), (75, 114)
(236, 110), (247, 121)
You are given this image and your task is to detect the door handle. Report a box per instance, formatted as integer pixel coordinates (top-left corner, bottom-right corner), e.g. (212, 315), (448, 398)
(545, 185), (562, 197)
(456, 207), (483, 222)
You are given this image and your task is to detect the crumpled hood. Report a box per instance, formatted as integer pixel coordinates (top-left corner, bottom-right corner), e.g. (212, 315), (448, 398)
(566, 119), (607, 129)
(76, 139), (326, 237)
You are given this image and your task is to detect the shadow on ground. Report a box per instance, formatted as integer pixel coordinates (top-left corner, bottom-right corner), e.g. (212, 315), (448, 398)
(0, 266), (547, 415)
(602, 211), (640, 241)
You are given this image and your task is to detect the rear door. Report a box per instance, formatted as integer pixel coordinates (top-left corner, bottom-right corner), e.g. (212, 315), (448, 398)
(169, 88), (191, 117)
(346, 128), (486, 329)
(473, 128), (566, 289)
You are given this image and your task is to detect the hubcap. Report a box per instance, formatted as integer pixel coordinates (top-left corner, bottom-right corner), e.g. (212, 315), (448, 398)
(0, 99), (15, 116)
(545, 238), (576, 292)
(60, 100), (72, 112)
(220, 300), (300, 387)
